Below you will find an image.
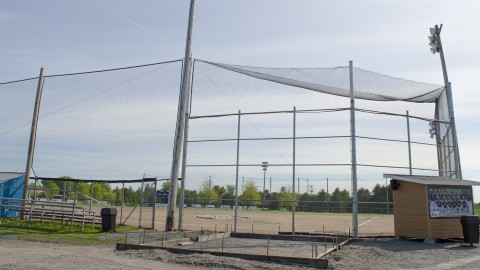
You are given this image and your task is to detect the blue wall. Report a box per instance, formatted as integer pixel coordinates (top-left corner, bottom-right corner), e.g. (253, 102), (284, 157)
(0, 175), (25, 218)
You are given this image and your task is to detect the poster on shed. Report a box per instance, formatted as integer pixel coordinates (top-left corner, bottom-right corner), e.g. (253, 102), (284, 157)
(428, 187), (473, 218)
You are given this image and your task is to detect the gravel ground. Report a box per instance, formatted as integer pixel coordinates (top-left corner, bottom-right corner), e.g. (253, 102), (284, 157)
(328, 238), (480, 270)
(2, 237), (480, 269)
(120, 249), (319, 270)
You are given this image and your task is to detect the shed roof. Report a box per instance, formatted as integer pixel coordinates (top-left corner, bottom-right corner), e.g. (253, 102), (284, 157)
(0, 172), (25, 183)
(384, 174), (480, 186)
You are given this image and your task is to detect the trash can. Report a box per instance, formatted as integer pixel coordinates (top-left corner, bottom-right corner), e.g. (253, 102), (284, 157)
(100, 208), (117, 232)
(460, 215), (480, 246)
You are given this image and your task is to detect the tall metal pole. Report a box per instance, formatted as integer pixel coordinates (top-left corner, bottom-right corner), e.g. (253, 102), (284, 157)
(166, 0), (196, 231)
(139, 180), (144, 228)
(385, 178), (390, 214)
(269, 177), (272, 197)
(349, 61), (358, 239)
(406, 110), (413, 175)
(431, 25), (462, 179)
(178, 61), (195, 231)
(23, 68), (45, 205)
(262, 168), (266, 210)
(89, 182), (94, 214)
(292, 106), (296, 235)
(326, 178), (329, 195)
(120, 182), (125, 224)
(234, 110), (241, 232)
(152, 177), (158, 230)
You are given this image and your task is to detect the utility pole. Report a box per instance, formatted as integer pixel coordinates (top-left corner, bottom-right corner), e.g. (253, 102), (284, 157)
(23, 68), (45, 210)
(166, 0), (196, 231)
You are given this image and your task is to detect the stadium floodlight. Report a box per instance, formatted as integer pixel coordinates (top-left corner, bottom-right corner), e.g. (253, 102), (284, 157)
(428, 25), (440, 54)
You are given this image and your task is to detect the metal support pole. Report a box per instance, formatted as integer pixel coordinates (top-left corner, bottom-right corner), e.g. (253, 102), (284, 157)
(234, 110), (241, 232)
(33, 178), (38, 200)
(23, 68), (45, 208)
(70, 182), (78, 232)
(166, 0), (196, 231)
(89, 182), (94, 214)
(269, 177), (272, 198)
(434, 25), (462, 178)
(120, 182), (125, 224)
(447, 82), (461, 178)
(63, 181), (67, 202)
(385, 177), (390, 214)
(179, 61), (194, 230)
(292, 106), (296, 235)
(262, 169), (266, 210)
(327, 178), (329, 195)
(406, 110), (413, 175)
(349, 61), (358, 239)
(139, 180), (144, 228)
(153, 177), (158, 230)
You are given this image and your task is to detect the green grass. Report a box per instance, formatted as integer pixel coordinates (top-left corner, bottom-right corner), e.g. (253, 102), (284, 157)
(0, 219), (140, 245)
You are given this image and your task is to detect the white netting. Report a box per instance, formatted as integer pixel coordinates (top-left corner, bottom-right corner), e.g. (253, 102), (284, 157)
(31, 61), (183, 180)
(204, 61), (445, 103)
(0, 78), (39, 172)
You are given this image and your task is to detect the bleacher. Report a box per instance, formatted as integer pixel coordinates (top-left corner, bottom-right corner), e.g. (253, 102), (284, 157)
(0, 197), (101, 231)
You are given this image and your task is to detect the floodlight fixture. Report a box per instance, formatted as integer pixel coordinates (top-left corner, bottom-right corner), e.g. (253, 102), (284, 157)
(262, 161), (268, 171)
(428, 24), (442, 54)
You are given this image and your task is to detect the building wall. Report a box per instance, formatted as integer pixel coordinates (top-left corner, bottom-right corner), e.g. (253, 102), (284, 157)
(393, 180), (467, 239)
(393, 181), (429, 238)
(0, 175), (25, 218)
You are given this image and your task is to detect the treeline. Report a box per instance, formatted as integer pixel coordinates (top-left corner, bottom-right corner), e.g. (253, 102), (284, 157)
(32, 177), (393, 214)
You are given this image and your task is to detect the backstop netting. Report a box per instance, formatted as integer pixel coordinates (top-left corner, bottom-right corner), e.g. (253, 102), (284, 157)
(180, 60), (453, 235)
(0, 78), (39, 172)
(33, 60), (183, 180)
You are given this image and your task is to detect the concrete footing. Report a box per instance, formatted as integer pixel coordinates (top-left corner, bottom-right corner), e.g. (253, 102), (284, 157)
(116, 243), (328, 269)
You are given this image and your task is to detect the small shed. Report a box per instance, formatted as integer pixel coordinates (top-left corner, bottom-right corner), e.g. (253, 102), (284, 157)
(0, 172), (25, 218)
(385, 174), (480, 240)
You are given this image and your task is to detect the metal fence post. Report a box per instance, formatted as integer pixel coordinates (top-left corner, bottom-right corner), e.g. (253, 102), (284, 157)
(153, 177), (158, 230)
(139, 180), (144, 228)
(234, 110), (241, 232)
(292, 106), (296, 235)
(349, 61), (358, 239)
(406, 110), (412, 175)
(120, 182), (125, 224)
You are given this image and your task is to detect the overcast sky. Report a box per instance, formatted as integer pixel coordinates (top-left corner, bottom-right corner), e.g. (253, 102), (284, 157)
(1, 1), (480, 193)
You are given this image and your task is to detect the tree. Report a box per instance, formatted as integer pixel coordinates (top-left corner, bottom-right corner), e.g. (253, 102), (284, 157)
(357, 188), (372, 202)
(220, 185), (236, 206)
(198, 178), (218, 205)
(240, 180), (261, 206)
(370, 184), (392, 202)
(331, 188), (351, 213)
(278, 186), (295, 210)
(318, 189), (331, 201)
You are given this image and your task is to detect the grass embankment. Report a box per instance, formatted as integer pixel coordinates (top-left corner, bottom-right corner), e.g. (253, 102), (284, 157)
(0, 219), (138, 245)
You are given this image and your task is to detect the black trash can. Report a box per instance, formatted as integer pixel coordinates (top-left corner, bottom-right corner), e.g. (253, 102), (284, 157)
(460, 215), (480, 246)
(100, 208), (117, 232)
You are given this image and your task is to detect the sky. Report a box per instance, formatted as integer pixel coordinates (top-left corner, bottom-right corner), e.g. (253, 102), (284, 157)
(1, 0), (480, 195)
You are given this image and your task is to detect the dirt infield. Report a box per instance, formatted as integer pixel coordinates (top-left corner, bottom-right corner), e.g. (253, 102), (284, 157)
(91, 205), (393, 236)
